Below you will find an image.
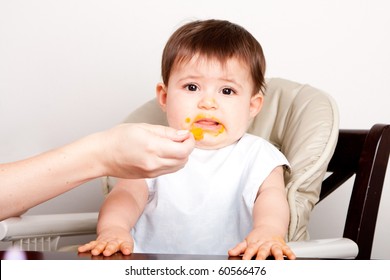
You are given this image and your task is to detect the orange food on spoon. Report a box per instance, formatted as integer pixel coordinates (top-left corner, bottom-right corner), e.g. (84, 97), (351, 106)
(190, 127), (204, 141)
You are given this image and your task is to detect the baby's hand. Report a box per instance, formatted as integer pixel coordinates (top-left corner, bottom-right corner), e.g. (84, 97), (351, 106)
(228, 230), (296, 260)
(78, 227), (134, 257)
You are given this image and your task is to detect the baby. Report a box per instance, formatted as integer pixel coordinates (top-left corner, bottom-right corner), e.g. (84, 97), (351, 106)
(79, 19), (296, 260)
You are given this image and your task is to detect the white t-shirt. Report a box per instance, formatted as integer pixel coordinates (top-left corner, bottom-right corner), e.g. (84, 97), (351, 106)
(132, 133), (289, 255)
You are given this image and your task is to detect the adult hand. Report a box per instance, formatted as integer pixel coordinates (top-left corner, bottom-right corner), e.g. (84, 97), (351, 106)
(0, 123), (195, 220)
(98, 123), (195, 179)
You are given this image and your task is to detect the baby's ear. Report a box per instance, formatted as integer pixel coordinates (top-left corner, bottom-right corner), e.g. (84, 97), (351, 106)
(156, 83), (168, 112)
(249, 93), (264, 118)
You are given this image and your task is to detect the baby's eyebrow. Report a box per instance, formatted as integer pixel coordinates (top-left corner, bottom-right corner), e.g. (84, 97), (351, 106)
(219, 77), (243, 89)
(177, 75), (203, 82)
(221, 77), (239, 84)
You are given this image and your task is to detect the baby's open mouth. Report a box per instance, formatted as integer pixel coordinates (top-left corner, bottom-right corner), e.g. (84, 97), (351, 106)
(194, 119), (222, 130)
(188, 116), (225, 140)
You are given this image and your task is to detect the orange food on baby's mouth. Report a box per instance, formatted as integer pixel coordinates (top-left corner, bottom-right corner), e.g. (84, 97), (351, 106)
(190, 127), (204, 141)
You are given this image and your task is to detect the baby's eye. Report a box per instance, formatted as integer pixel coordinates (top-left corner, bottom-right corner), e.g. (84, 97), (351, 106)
(221, 88), (235, 95)
(185, 84), (198, 92)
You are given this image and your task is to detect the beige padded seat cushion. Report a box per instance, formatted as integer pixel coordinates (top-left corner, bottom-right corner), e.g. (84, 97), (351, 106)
(104, 77), (339, 241)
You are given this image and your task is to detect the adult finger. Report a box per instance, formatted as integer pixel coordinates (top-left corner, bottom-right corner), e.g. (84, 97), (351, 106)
(153, 135), (195, 161)
(145, 124), (191, 142)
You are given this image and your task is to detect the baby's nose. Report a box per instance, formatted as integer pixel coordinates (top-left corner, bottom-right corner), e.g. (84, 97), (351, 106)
(198, 97), (218, 109)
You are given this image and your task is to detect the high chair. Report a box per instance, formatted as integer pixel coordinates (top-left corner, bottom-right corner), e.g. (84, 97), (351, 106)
(2, 78), (387, 259)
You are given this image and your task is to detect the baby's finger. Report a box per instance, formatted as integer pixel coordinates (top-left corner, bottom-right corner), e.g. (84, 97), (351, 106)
(78, 241), (98, 253)
(270, 244), (284, 260)
(282, 245), (296, 260)
(242, 243), (259, 260)
(102, 241), (121, 256)
(91, 241), (109, 256)
(120, 241), (134, 255)
(228, 241), (247, 256)
(253, 242), (273, 260)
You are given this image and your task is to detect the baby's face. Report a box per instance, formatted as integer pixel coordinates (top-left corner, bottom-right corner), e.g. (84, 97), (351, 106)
(157, 55), (263, 149)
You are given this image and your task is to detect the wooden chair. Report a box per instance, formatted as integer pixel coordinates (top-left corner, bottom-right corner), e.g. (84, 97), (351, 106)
(319, 124), (390, 259)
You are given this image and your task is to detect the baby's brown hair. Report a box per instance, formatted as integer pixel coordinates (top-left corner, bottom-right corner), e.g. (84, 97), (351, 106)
(161, 19), (266, 95)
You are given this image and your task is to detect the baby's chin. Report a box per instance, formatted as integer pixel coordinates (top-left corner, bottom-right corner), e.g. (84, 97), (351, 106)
(194, 135), (238, 150)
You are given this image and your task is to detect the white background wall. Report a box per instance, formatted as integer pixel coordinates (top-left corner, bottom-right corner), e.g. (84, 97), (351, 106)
(1, 0), (389, 258)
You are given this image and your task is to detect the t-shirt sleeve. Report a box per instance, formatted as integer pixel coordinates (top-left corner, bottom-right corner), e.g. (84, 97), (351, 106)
(241, 138), (290, 212)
